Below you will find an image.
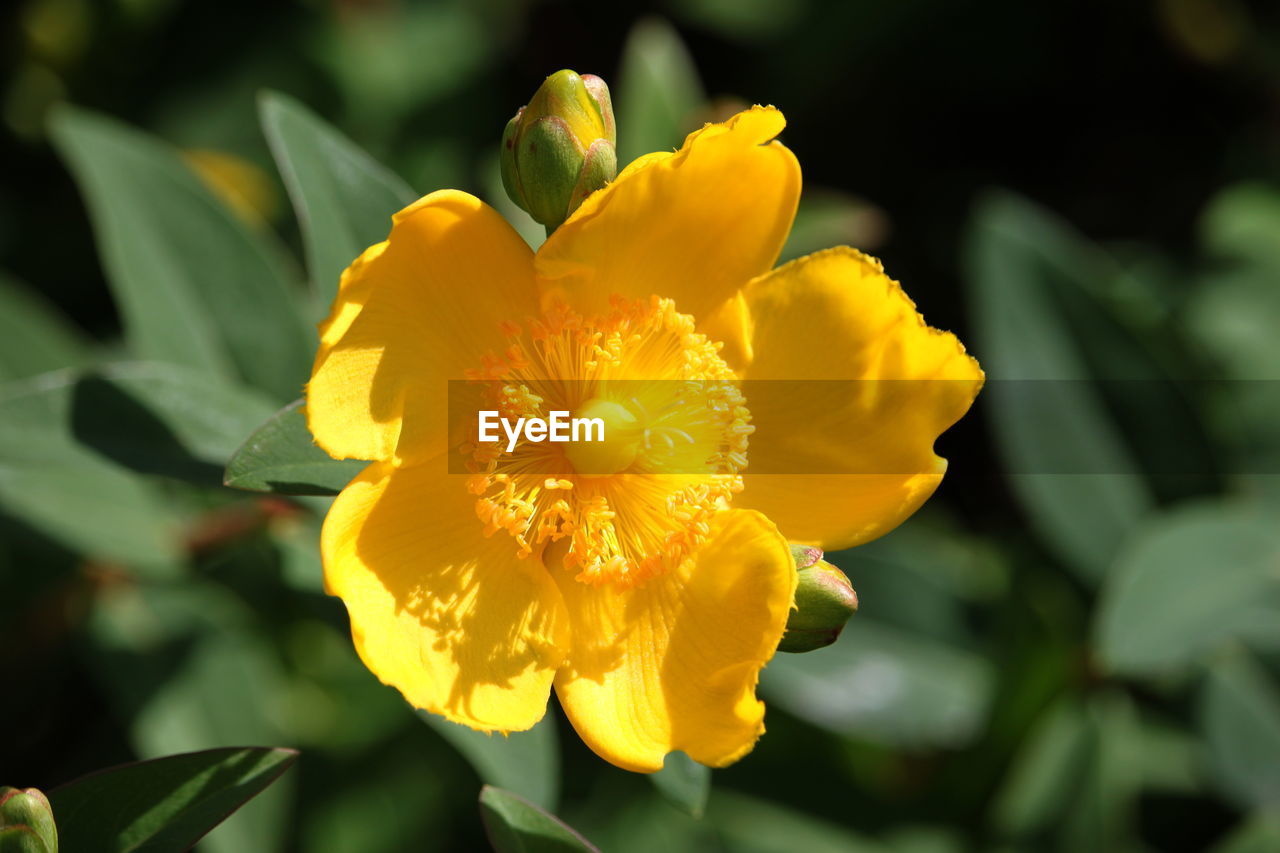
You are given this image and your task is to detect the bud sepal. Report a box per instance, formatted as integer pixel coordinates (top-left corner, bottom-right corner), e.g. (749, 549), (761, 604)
(0, 787), (57, 853)
(500, 69), (618, 231)
(778, 548), (859, 654)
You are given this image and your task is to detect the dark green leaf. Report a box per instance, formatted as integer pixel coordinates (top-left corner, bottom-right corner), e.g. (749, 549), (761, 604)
(1201, 652), (1280, 810)
(479, 786), (598, 853)
(1058, 693), (1142, 852)
(649, 752), (710, 818)
(85, 582), (295, 853)
(420, 712), (560, 810)
(0, 271), (90, 381)
(0, 373), (182, 573)
(1187, 183), (1280, 480)
(259, 91), (416, 311)
(1095, 502), (1280, 676)
(708, 790), (890, 853)
(224, 399), (366, 496)
(992, 698), (1089, 836)
(965, 190), (1154, 583)
(48, 747), (296, 853)
(71, 362), (279, 484)
(616, 18), (704, 164)
(48, 105), (312, 402)
(669, 0), (805, 42)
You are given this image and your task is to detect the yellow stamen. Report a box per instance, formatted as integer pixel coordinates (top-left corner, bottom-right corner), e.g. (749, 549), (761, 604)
(463, 296), (752, 587)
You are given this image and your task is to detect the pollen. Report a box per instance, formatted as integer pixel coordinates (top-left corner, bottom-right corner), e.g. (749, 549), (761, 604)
(462, 296), (753, 587)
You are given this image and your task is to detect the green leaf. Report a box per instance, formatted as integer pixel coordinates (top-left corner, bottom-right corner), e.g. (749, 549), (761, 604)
(1200, 652), (1280, 810)
(48, 105), (312, 402)
(965, 190), (1154, 583)
(992, 698), (1090, 836)
(420, 712), (560, 810)
(300, 748), (450, 853)
(479, 786), (598, 853)
(315, 3), (491, 134)
(669, 0), (805, 42)
(0, 373), (182, 573)
(759, 620), (994, 748)
(224, 398), (366, 496)
(69, 362), (280, 484)
(649, 752), (710, 818)
(616, 18), (705, 164)
(1187, 183), (1280, 480)
(708, 790), (891, 853)
(1058, 693), (1142, 852)
(1095, 501), (1280, 676)
(85, 581), (295, 853)
(778, 191), (887, 264)
(47, 747), (296, 853)
(1200, 181), (1280, 267)
(258, 91), (416, 311)
(0, 271), (90, 381)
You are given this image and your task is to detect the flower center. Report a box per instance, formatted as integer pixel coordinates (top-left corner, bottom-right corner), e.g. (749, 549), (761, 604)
(563, 398), (641, 476)
(461, 296), (752, 586)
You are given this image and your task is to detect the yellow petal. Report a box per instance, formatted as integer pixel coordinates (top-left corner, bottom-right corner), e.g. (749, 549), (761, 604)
(737, 247), (983, 550)
(307, 190), (538, 464)
(536, 107), (800, 363)
(552, 510), (795, 772)
(322, 460), (569, 731)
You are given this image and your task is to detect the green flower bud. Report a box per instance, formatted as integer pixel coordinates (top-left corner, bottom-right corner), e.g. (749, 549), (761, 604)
(0, 788), (57, 853)
(778, 557), (859, 654)
(789, 544), (823, 569)
(500, 69), (618, 231)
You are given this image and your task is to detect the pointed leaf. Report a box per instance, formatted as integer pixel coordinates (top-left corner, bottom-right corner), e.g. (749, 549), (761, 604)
(0, 373), (182, 573)
(0, 271), (90, 381)
(616, 18), (705, 163)
(1095, 502), (1280, 676)
(965, 191), (1154, 583)
(48, 747), (296, 853)
(1201, 652), (1280, 810)
(71, 362), (279, 484)
(258, 91), (416, 311)
(48, 106), (312, 402)
(479, 786), (598, 853)
(224, 398), (366, 495)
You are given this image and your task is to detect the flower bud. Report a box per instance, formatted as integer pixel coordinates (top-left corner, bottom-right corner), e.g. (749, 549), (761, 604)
(778, 556), (859, 654)
(789, 543), (823, 569)
(0, 788), (57, 853)
(500, 69), (617, 231)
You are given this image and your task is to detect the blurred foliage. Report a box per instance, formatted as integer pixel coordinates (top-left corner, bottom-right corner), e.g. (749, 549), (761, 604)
(2, 1), (1280, 851)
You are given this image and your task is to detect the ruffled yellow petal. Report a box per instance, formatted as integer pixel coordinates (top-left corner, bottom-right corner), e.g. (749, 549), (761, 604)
(737, 247), (983, 550)
(552, 510), (795, 772)
(322, 460), (569, 731)
(307, 190), (538, 464)
(536, 107), (800, 365)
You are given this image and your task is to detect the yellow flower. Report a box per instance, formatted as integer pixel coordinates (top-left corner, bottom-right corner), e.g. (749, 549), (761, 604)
(306, 107), (983, 772)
